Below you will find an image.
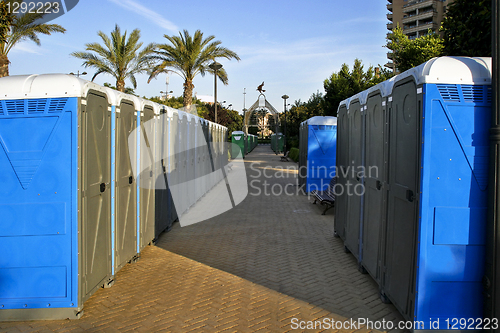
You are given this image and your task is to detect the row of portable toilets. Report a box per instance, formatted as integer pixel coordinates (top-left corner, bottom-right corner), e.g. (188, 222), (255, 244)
(270, 132), (285, 154)
(231, 131), (258, 159)
(298, 116), (337, 193)
(335, 56), (491, 328)
(0, 74), (229, 321)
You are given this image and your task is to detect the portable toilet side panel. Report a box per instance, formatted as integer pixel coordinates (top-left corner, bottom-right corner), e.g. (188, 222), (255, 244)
(334, 102), (349, 241)
(413, 57), (491, 326)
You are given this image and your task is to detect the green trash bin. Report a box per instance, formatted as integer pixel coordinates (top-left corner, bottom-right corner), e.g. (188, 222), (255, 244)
(231, 131), (245, 159)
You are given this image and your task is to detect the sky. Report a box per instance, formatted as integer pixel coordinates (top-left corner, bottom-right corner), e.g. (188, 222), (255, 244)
(9, 0), (390, 114)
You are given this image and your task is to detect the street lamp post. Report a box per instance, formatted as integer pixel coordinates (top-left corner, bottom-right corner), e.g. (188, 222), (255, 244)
(209, 61), (223, 123)
(69, 71), (87, 77)
(281, 94), (289, 155)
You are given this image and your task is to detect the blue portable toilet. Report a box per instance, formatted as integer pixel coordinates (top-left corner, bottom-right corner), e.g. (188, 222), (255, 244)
(298, 116), (337, 193)
(335, 57), (492, 327)
(0, 74), (114, 320)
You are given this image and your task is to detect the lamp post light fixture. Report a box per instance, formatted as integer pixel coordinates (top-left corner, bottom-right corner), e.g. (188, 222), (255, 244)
(160, 90), (173, 100)
(209, 61), (223, 123)
(69, 71), (87, 77)
(281, 94), (289, 154)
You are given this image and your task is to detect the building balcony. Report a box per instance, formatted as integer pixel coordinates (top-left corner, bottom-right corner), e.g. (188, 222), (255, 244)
(402, 10), (437, 24)
(387, 13), (393, 20)
(387, 22), (394, 30)
(403, 21), (439, 35)
(387, 3), (393, 11)
(387, 52), (393, 60)
(403, 0), (436, 13)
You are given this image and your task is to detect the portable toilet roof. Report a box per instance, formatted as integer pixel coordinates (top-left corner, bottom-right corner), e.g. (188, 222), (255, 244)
(0, 73), (108, 100)
(304, 116), (337, 126)
(397, 56), (491, 85)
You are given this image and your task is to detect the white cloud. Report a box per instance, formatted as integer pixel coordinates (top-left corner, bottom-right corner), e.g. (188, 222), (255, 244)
(10, 43), (43, 55)
(106, 0), (178, 32)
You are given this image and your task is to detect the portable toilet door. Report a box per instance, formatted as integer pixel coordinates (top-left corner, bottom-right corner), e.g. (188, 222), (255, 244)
(187, 114), (196, 209)
(196, 118), (207, 201)
(359, 80), (392, 283)
(0, 74), (113, 320)
(168, 109), (180, 224)
(139, 101), (156, 242)
(105, 88), (138, 274)
(152, 102), (171, 240)
(177, 111), (188, 216)
(202, 120), (211, 192)
(193, 117), (202, 203)
(335, 101), (349, 241)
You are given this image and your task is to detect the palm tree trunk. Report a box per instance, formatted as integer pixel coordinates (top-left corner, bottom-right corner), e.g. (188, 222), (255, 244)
(0, 54), (9, 78)
(183, 80), (194, 107)
(116, 80), (125, 92)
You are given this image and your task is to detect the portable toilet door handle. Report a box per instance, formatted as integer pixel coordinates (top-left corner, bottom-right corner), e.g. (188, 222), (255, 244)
(129, 176), (133, 184)
(376, 180), (382, 190)
(406, 189), (415, 202)
(356, 172), (362, 182)
(100, 182), (106, 193)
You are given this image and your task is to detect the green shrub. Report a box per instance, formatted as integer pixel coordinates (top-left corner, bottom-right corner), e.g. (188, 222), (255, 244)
(289, 147), (299, 162)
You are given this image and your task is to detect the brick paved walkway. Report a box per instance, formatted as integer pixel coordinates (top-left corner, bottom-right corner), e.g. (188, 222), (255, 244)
(0, 145), (403, 333)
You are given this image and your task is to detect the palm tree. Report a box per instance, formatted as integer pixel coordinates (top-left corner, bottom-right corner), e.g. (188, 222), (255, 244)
(149, 29), (240, 107)
(0, 1), (66, 78)
(71, 24), (155, 92)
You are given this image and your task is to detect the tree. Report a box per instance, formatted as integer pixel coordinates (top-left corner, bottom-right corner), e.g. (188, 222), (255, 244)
(323, 59), (392, 116)
(103, 82), (135, 95)
(203, 103), (242, 134)
(71, 24), (155, 92)
(386, 26), (444, 72)
(0, 0), (66, 78)
(149, 30), (240, 107)
(441, 0), (491, 57)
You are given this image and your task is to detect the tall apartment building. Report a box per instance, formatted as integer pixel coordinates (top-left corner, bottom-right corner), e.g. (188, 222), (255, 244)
(386, 0), (454, 70)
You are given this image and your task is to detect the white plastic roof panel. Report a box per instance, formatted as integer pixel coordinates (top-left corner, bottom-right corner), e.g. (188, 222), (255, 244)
(396, 56), (492, 86)
(0, 74), (108, 100)
(366, 76), (397, 98)
(140, 99), (157, 114)
(306, 116), (337, 126)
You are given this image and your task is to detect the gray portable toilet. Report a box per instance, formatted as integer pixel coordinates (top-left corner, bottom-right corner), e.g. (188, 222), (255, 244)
(0, 74), (113, 320)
